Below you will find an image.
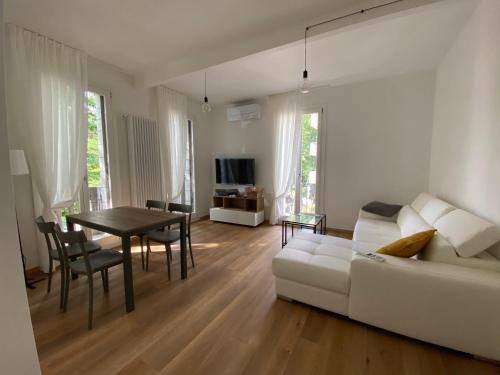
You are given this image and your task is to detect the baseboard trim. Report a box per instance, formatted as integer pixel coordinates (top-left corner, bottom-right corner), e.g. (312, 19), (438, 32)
(277, 294), (294, 303)
(26, 266), (45, 278)
(473, 355), (500, 366)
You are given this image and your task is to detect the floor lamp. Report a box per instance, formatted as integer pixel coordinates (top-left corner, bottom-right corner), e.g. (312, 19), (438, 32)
(9, 149), (44, 289)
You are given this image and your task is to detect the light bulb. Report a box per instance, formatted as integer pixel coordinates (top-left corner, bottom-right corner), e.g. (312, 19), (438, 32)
(300, 79), (310, 94)
(299, 70), (310, 94)
(201, 97), (212, 112)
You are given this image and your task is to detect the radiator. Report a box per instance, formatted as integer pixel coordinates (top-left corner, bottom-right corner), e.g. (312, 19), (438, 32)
(126, 115), (163, 207)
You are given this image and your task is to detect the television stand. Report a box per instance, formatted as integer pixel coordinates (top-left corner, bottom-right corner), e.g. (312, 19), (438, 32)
(210, 195), (264, 227)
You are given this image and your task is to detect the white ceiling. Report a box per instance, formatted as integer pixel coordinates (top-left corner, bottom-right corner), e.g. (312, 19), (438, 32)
(164, 0), (476, 104)
(5, 0), (361, 74)
(5, 0), (476, 104)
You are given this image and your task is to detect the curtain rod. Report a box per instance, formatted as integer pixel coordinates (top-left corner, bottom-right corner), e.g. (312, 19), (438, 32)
(305, 0), (404, 36)
(7, 23), (85, 53)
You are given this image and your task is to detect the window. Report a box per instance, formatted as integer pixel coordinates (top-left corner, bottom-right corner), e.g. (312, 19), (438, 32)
(58, 90), (112, 237)
(284, 111), (322, 215)
(182, 119), (195, 210)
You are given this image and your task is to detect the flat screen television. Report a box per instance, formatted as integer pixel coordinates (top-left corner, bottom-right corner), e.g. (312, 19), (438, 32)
(215, 158), (255, 185)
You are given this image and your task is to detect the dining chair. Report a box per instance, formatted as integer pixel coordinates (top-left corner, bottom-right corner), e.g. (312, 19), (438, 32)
(138, 200), (167, 270)
(145, 203), (193, 280)
(55, 225), (123, 330)
(35, 216), (101, 309)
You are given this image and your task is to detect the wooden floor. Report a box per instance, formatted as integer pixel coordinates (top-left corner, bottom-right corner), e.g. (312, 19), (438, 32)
(28, 220), (499, 375)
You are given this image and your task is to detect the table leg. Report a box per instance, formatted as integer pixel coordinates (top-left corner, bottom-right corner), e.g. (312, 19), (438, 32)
(281, 221), (285, 248)
(324, 216), (327, 234)
(180, 218), (187, 279)
(121, 235), (135, 312)
(285, 222), (290, 246)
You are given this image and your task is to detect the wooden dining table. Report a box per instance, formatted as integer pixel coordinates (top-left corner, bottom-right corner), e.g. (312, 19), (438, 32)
(66, 206), (187, 312)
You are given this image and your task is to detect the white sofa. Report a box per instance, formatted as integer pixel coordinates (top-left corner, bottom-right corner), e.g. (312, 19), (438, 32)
(272, 193), (500, 361)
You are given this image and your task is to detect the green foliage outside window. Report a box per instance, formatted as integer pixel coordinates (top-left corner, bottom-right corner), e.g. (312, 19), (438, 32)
(87, 93), (102, 188)
(300, 114), (317, 187)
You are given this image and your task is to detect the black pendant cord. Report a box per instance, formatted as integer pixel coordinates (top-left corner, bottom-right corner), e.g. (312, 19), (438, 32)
(204, 72), (208, 103)
(304, 27), (308, 76)
(302, 0), (404, 81)
(305, 0), (404, 33)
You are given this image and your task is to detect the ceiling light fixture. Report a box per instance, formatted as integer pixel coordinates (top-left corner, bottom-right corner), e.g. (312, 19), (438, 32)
(300, 27), (310, 94)
(201, 71), (212, 112)
(299, 0), (404, 94)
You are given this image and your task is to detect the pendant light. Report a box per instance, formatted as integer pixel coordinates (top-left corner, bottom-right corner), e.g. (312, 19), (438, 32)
(201, 72), (212, 112)
(300, 27), (310, 94)
(299, 0), (403, 94)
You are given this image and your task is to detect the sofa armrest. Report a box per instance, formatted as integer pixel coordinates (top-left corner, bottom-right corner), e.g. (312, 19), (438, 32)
(349, 254), (500, 361)
(357, 209), (398, 223)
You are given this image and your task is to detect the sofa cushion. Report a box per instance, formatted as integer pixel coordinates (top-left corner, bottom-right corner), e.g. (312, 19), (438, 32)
(434, 209), (500, 258)
(397, 205), (433, 237)
(377, 230), (436, 258)
(410, 192), (434, 213)
(419, 233), (500, 273)
(419, 198), (455, 225)
(353, 218), (401, 246)
(272, 233), (353, 294)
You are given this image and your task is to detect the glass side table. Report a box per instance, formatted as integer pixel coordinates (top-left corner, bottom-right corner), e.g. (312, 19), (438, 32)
(281, 213), (327, 247)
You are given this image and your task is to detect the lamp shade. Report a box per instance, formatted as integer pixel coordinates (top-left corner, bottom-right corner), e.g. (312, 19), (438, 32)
(9, 149), (29, 176)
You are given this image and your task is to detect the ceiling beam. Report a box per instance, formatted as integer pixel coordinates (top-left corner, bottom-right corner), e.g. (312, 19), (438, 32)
(134, 0), (444, 88)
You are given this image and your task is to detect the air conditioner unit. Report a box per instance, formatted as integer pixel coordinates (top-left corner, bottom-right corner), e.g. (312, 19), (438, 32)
(226, 103), (261, 122)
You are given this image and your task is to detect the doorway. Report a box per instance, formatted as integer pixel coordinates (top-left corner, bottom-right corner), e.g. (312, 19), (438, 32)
(285, 110), (323, 215)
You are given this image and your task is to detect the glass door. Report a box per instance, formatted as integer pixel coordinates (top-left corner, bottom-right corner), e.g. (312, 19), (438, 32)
(284, 110), (322, 215)
(182, 120), (196, 211)
(298, 112), (319, 214)
(58, 90), (112, 236)
(82, 90), (112, 238)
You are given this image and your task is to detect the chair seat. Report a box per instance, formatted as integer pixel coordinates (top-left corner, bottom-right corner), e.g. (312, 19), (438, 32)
(51, 240), (101, 260)
(147, 230), (181, 244)
(70, 250), (123, 274)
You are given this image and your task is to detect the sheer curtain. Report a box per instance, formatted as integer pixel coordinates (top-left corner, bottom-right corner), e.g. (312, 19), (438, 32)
(5, 24), (88, 270)
(270, 92), (302, 225)
(156, 86), (188, 203)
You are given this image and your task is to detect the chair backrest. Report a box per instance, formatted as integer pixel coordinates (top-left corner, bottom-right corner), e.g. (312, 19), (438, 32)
(35, 216), (63, 261)
(168, 203), (192, 235)
(55, 225), (91, 273)
(146, 199), (167, 211)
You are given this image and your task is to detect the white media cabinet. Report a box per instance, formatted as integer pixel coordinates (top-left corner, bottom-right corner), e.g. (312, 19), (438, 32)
(210, 196), (265, 227)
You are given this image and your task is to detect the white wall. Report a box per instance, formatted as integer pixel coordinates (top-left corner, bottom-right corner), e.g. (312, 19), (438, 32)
(209, 98), (274, 217)
(429, 0), (500, 226)
(309, 72), (435, 229)
(208, 71), (436, 229)
(0, 0), (41, 371)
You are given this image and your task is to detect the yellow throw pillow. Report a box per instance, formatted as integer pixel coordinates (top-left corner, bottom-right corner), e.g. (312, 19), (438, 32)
(377, 230), (437, 258)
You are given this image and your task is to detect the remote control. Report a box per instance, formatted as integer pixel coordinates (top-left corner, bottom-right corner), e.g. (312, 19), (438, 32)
(355, 251), (386, 262)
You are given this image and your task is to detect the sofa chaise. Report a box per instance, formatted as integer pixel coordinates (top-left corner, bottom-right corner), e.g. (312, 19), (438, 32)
(272, 193), (500, 361)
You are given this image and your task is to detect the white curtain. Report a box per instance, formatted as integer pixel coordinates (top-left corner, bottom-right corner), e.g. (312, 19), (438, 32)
(4, 24), (88, 270)
(270, 92), (302, 225)
(5, 24), (88, 216)
(156, 86), (188, 203)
